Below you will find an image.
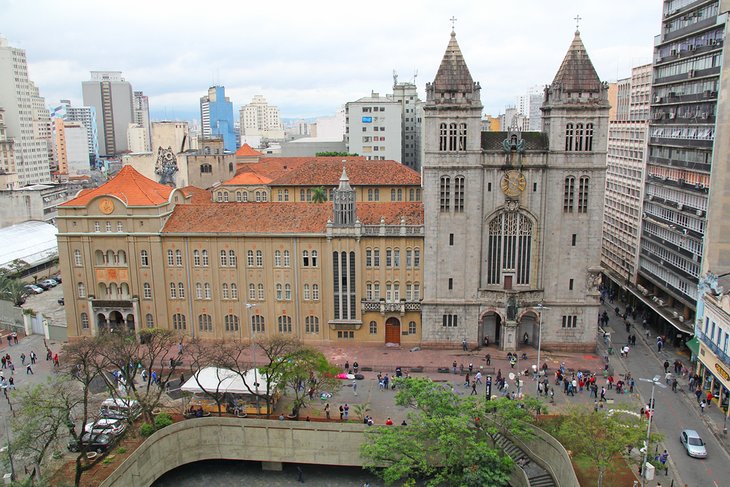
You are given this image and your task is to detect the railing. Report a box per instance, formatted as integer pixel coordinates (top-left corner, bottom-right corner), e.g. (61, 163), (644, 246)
(697, 329), (730, 366)
(360, 299), (421, 314)
(361, 225), (424, 236)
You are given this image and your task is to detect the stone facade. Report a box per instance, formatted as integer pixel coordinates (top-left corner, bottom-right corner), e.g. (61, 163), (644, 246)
(421, 31), (608, 352)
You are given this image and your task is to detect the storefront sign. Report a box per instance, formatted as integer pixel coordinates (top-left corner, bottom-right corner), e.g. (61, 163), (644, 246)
(715, 363), (730, 382)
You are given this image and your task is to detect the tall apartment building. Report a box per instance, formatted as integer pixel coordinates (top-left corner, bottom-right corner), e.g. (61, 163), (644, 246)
(0, 37), (51, 186)
(0, 108), (16, 188)
(126, 123), (149, 153)
(391, 80), (424, 170)
(51, 100), (99, 163)
(82, 71), (134, 157)
(517, 86), (545, 131)
(629, 0), (728, 338)
(53, 118), (90, 176)
(345, 92), (402, 162)
(239, 95), (285, 140)
(601, 64), (652, 287)
(199, 86), (236, 152)
(133, 91), (151, 152)
(30, 81), (54, 170)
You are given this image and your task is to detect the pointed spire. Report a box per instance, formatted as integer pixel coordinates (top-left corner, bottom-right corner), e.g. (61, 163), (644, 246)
(431, 31), (475, 94)
(338, 165), (352, 191)
(550, 30), (602, 92)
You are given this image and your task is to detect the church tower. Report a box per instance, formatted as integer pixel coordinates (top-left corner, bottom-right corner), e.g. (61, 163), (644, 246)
(421, 30), (485, 344)
(421, 29), (607, 352)
(333, 166), (355, 226)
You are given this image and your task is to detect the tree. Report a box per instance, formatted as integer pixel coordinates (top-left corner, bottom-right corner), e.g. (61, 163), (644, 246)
(362, 378), (514, 487)
(278, 347), (340, 417)
(95, 328), (182, 425)
(10, 377), (81, 483)
(185, 338), (231, 416)
(555, 407), (652, 487)
(310, 186), (327, 203)
(62, 338), (109, 487)
(0, 276), (26, 306)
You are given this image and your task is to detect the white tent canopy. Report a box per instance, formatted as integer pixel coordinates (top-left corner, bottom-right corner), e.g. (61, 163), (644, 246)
(180, 367), (275, 396)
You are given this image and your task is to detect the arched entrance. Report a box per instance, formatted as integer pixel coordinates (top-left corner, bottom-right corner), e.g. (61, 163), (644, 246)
(126, 314), (136, 333)
(385, 317), (401, 345)
(97, 313), (109, 332)
(517, 312), (538, 349)
(481, 312), (502, 346)
(109, 311), (124, 331)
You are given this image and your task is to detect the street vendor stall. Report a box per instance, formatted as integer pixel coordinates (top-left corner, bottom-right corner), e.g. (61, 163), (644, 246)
(180, 367), (279, 416)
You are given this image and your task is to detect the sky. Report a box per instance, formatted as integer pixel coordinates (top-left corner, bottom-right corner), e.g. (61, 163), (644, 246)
(2, 0), (662, 122)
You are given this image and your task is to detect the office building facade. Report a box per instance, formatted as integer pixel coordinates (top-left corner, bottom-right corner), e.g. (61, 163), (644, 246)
(82, 71), (134, 157)
(200, 86), (236, 152)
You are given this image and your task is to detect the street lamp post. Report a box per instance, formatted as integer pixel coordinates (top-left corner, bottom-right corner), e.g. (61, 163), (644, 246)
(535, 303), (550, 395)
(638, 375), (666, 487)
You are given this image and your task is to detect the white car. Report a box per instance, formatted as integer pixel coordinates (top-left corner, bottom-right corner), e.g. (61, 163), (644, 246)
(84, 418), (127, 437)
(680, 429), (707, 458)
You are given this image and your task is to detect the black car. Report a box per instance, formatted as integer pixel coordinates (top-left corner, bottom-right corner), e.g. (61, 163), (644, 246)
(67, 432), (114, 453)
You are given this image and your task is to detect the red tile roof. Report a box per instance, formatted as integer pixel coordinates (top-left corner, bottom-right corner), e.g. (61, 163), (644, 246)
(222, 170), (272, 186)
(235, 143), (263, 156)
(61, 165), (173, 207)
(163, 203), (332, 234)
(181, 186), (213, 205)
(266, 158), (421, 186)
(162, 201), (424, 234)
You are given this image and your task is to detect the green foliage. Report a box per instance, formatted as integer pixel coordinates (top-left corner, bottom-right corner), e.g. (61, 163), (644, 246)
(310, 186), (327, 203)
(278, 347), (341, 416)
(315, 152), (358, 157)
(101, 458), (113, 465)
(139, 423), (155, 437)
(353, 402), (371, 421)
(0, 276), (27, 306)
(115, 447), (127, 454)
(362, 378), (517, 487)
(154, 412), (173, 429)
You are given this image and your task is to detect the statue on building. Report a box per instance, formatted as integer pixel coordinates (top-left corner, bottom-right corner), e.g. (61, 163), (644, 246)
(155, 147), (178, 187)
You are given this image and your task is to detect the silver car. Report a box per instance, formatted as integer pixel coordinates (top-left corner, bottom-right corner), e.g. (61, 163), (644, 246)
(680, 429), (707, 458)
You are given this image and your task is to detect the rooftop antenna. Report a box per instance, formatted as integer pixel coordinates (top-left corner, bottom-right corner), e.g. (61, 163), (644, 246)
(413, 69), (418, 85)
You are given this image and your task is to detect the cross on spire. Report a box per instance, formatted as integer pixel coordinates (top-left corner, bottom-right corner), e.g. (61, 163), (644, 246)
(450, 16), (457, 32)
(574, 14), (582, 30)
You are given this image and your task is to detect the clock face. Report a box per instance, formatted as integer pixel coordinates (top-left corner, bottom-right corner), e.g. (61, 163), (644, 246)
(99, 198), (115, 215)
(500, 170), (526, 197)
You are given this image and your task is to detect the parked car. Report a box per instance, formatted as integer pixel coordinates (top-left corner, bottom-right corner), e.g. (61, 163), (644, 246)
(680, 429), (707, 458)
(67, 432), (114, 453)
(99, 398), (142, 420)
(37, 279), (58, 290)
(23, 284), (43, 295)
(84, 418), (127, 437)
(51, 274), (62, 283)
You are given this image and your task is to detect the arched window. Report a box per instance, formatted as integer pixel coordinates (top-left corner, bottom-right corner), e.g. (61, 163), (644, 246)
(305, 316), (319, 334)
(249, 283), (256, 300)
(169, 282), (177, 299)
(172, 314), (186, 330)
(175, 249), (183, 266)
(578, 176), (589, 213)
(303, 250), (309, 267)
(565, 123), (574, 151)
(229, 250), (236, 266)
(276, 283), (282, 300)
(220, 250), (228, 266)
(458, 123), (467, 151)
(204, 283), (211, 299)
(242, 192), (248, 202)
(202, 250), (209, 266)
(81, 313), (89, 329)
(77, 282), (86, 298)
(106, 250), (114, 265)
(454, 176), (465, 212)
(95, 250), (105, 265)
(575, 123), (584, 151)
(118, 250), (127, 265)
(278, 315), (292, 333)
(222, 283), (229, 299)
(217, 192), (223, 202)
(285, 283), (292, 300)
(311, 250), (318, 266)
(585, 123), (594, 151)
(120, 283), (129, 298)
(225, 314), (240, 332)
(391, 189), (396, 201)
(74, 249), (83, 266)
(439, 123), (448, 151)
(146, 314), (154, 328)
(230, 283), (238, 299)
(199, 314), (212, 332)
(564, 176), (575, 212)
(369, 321), (378, 334)
(98, 283), (108, 297)
(251, 315), (265, 333)
(247, 250), (254, 266)
(143, 282), (152, 299)
(178, 282), (185, 298)
(223, 192), (229, 202)
(255, 250), (263, 267)
(283, 250), (290, 267)
(193, 250), (200, 266)
(448, 122), (457, 151)
(486, 211), (533, 285)
(440, 176), (450, 212)
(275, 250), (282, 267)
(236, 191), (242, 202)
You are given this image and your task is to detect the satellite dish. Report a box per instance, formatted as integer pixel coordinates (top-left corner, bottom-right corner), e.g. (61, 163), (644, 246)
(508, 372), (516, 381)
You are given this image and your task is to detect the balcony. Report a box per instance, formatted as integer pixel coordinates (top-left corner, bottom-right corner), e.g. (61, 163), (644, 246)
(697, 329), (730, 366)
(360, 299), (421, 315)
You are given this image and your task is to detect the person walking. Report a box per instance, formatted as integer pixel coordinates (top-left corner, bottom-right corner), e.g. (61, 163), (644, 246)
(485, 353), (491, 366)
(353, 379), (358, 396)
(324, 403), (330, 420)
(700, 400), (706, 414)
(344, 403), (349, 420)
(20, 353), (25, 366)
(471, 381), (478, 396)
(462, 338), (468, 351)
(339, 404), (344, 420)
(25, 364), (32, 375)
(296, 465), (304, 483)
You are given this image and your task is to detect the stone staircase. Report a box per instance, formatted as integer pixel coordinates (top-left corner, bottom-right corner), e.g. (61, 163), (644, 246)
(494, 432), (556, 487)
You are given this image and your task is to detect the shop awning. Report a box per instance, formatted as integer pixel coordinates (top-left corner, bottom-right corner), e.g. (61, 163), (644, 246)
(686, 336), (700, 357)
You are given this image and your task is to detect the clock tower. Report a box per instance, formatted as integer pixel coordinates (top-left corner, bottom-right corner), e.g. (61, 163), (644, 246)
(421, 29), (608, 352)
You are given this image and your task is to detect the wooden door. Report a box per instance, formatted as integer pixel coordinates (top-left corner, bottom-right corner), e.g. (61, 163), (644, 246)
(385, 318), (401, 345)
(504, 275), (513, 290)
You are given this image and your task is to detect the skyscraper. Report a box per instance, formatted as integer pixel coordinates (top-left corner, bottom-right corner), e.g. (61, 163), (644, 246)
(239, 94), (285, 140)
(629, 0), (727, 338)
(199, 86), (236, 152)
(82, 71), (134, 157)
(0, 37), (51, 185)
(133, 91), (151, 152)
(391, 79), (424, 170)
(51, 100), (99, 164)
